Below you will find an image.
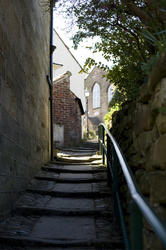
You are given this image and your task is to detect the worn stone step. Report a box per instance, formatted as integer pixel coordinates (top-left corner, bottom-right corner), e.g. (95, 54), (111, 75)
(54, 158), (101, 164)
(0, 213), (123, 248)
(1, 246), (98, 250)
(53, 182), (110, 193)
(55, 155), (102, 163)
(27, 179), (109, 190)
(27, 181), (111, 198)
(42, 164), (106, 173)
(16, 194), (113, 214)
(56, 151), (97, 157)
(51, 160), (102, 165)
(14, 195), (113, 217)
(0, 146), (124, 250)
(35, 175), (107, 183)
(0, 235), (124, 249)
(57, 147), (97, 152)
(79, 142), (99, 150)
(57, 153), (96, 158)
(14, 206), (112, 217)
(27, 189), (110, 198)
(15, 193), (52, 208)
(35, 171), (107, 183)
(0, 247), (97, 250)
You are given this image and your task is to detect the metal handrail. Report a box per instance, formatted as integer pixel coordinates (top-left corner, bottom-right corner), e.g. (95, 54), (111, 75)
(98, 123), (166, 250)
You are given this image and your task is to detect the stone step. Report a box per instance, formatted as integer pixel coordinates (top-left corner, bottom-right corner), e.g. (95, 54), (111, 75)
(27, 181), (111, 198)
(57, 153), (96, 157)
(80, 141), (99, 150)
(0, 146), (124, 250)
(0, 246), (99, 250)
(0, 235), (123, 249)
(57, 147), (97, 152)
(0, 213), (123, 248)
(42, 164), (106, 173)
(35, 175), (107, 183)
(16, 194), (113, 214)
(55, 155), (102, 163)
(56, 151), (98, 157)
(27, 189), (110, 198)
(35, 171), (107, 183)
(57, 149), (97, 154)
(14, 195), (113, 217)
(14, 206), (112, 217)
(51, 160), (102, 165)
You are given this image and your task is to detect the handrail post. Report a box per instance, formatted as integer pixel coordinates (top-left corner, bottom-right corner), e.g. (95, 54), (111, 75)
(130, 200), (143, 250)
(107, 134), (111, 185)
(112, 146), (120, 225)
(113, 147), (119, 194)
(98, 125), (102, 155)
(102, 126), (105, 165)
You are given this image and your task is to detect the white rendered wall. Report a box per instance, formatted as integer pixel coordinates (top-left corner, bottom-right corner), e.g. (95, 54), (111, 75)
(53, 30), (87, 110)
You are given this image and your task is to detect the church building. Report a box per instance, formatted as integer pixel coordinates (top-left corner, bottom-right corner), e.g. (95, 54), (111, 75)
(84, 67), (114, 134)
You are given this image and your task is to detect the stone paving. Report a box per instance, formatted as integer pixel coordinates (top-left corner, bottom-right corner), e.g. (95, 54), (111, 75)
(0, 145), (124, 250)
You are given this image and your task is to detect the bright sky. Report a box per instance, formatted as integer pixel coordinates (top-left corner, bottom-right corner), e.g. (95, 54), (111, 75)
(53, 11), (113, 68)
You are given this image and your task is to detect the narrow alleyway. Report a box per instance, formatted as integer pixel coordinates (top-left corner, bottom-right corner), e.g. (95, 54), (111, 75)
(0, 143), (124, 250)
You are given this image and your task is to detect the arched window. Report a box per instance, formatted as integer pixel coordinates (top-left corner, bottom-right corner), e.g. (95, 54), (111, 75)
(93, 83), (100, 109)
(108, 85), (114, 104)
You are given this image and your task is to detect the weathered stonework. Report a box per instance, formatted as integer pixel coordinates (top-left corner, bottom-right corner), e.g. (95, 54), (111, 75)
(84, 67), (113, 133)
(111, 70), (166, 249)
(0, 0), (50, 219)
(156, 113), (166, 135)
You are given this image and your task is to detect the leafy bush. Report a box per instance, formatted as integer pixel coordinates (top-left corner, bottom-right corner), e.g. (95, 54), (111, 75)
(104, 104), (120, 129)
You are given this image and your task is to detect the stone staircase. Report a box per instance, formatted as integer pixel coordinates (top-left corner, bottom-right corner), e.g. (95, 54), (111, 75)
(0, 145), (124, 250)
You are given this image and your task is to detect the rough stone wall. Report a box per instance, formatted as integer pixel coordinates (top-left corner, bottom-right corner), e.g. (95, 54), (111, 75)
(84, 67), (111, 132)
(53, 72), (82, 147)
(111, 67), (166, 249)
(0, 0), (50, 219)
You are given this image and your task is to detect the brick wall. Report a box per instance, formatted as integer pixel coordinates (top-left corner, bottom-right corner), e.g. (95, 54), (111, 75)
(0, 0), (50, 219)
(53, 72), (82, 147)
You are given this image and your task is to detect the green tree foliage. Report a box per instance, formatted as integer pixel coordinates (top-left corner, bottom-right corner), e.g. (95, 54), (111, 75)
(55, 0), (166, 105)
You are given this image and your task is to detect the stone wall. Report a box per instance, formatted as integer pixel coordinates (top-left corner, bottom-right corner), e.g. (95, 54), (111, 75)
(53, 72), (83, 147)
(111, 58), (166, 249)
(0, 0), (50, 219)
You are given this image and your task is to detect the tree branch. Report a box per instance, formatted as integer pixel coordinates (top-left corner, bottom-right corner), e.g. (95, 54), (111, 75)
(121, 0), (153, 27)
(116, 21), (146, 61)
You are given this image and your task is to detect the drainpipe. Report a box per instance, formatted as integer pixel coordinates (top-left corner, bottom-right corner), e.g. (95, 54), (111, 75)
(47, 0), (54, 161)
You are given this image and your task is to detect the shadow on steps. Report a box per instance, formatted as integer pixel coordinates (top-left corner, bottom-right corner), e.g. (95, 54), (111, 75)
(0, 145), (124, 250)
